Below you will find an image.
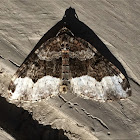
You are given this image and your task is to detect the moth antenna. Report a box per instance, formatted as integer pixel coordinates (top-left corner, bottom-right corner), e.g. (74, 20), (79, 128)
(58, 94), (78, 108)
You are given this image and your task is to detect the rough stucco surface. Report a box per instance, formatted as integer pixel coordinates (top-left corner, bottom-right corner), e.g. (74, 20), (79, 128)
(0, 0), (140, 140)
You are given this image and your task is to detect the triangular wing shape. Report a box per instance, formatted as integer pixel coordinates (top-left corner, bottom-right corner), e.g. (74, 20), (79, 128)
(8, 27), (131, 102)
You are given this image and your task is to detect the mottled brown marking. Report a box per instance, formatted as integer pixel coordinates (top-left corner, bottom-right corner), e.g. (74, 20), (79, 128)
(69, 58), (88, 77)
(15, 54), (62, 83)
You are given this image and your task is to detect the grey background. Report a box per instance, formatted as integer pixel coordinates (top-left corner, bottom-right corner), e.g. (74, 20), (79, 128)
(0, 0), (140, 140)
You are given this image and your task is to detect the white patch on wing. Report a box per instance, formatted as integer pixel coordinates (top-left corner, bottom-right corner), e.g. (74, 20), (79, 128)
(70, 75), (130, 102)
(9, 76), (60, 101)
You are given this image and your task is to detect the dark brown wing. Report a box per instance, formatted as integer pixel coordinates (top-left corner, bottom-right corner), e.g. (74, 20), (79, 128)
(8, 37), (62, 101)
(67, 36), (131, 101)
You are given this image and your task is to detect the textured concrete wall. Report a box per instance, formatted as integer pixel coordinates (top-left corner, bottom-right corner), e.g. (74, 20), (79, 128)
(0, 1), (140, 140)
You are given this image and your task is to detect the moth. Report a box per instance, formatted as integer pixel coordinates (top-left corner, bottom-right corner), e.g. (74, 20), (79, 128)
(8, 27), (131, 102)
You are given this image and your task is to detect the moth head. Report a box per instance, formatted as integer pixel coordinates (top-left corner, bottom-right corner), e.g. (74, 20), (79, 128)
(59, 85), (68, 94)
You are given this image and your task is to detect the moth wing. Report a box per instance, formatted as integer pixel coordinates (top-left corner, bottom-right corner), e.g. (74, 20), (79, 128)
(8, 37), (62, 101)
(69, 37), (131, 102)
